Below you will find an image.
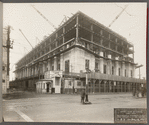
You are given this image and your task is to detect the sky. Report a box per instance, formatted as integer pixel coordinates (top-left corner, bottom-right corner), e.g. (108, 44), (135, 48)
(3, 3), (147, 81)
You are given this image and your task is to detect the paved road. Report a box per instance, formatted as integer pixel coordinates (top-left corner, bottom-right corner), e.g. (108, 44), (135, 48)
(3, 93), (147, 123)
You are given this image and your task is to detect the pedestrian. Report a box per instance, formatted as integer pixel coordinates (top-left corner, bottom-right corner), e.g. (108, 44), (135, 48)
(81, 89), (85, 104)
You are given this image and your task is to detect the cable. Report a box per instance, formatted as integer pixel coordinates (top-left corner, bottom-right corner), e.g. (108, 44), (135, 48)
(19, 29), (33, 49)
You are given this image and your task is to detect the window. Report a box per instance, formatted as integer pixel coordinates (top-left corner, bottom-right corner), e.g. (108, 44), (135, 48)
(69, 81), (71, 86)
(58, 64), (60, 70)
(104, 65), (106, 74)
(2, 79), (5, 83)
(119, 68), (121, 76)
(85, 59), (89, 69)
(77, 81), (81, 86)
(57, 57), (60, 70)
(131, 70), (133, 78)
(125, 69), (127, 77)
(83, 81), (86, 86)
(2, 66), (5, 71)
(65, 60), (70, 72)
(112, 66), (114, 75)
(95, 62), (98, 72)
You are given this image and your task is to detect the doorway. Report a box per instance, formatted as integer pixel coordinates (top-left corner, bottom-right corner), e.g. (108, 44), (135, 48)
(26, 81), (28, 89)
(47, 84), (49, 92)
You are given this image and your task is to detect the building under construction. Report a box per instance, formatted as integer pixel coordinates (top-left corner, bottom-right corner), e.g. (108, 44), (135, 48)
(10, 11), (146, 94)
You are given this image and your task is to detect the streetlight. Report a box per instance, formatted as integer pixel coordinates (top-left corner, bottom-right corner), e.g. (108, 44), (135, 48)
(85, 68), (91, 103)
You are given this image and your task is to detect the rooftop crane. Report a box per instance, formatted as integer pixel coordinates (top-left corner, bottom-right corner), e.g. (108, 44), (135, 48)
(31, 5), (57, 30)
(108, 5), (128, 27)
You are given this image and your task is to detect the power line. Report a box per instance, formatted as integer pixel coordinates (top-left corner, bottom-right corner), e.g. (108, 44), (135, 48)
(3, 25), (14, 76)
(19, 29), (33, 49)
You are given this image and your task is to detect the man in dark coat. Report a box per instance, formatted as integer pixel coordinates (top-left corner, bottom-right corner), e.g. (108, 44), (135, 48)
(81, 89), (85, 104)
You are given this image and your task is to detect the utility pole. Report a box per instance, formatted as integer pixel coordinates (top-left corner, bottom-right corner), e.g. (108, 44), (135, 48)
(3, 26), (13, 76)
(85, 68), (91, 103)
(135, 64), (143, 79)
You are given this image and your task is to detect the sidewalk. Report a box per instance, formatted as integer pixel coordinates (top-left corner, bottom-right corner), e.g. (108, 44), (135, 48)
(3, 90), (134, 100)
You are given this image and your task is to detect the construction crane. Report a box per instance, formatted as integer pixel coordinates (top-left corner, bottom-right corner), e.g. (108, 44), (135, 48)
(108, 5), (128, 27)
(59, 15), (70, 27)
(31, 5), (57, 30)
(19, 29), (33, 49)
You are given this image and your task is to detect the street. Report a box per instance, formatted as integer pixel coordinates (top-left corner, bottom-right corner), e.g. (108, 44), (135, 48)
(3, 92), (147, 123)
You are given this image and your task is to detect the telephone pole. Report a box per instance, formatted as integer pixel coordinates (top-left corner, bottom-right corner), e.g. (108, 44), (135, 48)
(3, 25), (13, 76)
(7, 26), (10, 76)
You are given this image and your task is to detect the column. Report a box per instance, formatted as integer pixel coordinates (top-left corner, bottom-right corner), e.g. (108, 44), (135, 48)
(132, 65), (135, 78)
(113, 81), (116, 92)
(121, 82), (123, 92)
(33, 66), (35, 77)
(31, 66), (33, 76)
(48, 59), (51, 71)
(104, 81), (106, 92)
(115, 57), (119, 76)
(116, 82), (119, 92)
(99, 80), (101, 93)
(124, 82), (126, 92)
(109, 81), (112, 92)
(127, 63), (130, 77)
(35, 64), (37, 76)
(18, 69), (21, 79)
(122, 62), (125, 77)
(29, 67), (31, 77)
(45, 61), (48, 72)
(26, 67), (28, 77)
(93, 79), (95, 93)
(24, 68), (26, 77)
(128, 83), (131, 92)
(60, 53), (64, 71)
(39, 62), (42, 77)
(28, 67), (30, 77)
(43, 62), (46, 73)
(54, 56), (57, 71)
(24, 68), (25, 77)
(99, 51), (104, 73)
(107, 54), (112, 75)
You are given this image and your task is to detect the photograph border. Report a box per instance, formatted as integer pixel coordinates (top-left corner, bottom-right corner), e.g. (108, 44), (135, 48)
(0, 0), (148, 125)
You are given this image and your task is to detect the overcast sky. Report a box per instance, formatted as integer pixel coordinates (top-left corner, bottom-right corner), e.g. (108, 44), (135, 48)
(3, 3), (147, 81)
